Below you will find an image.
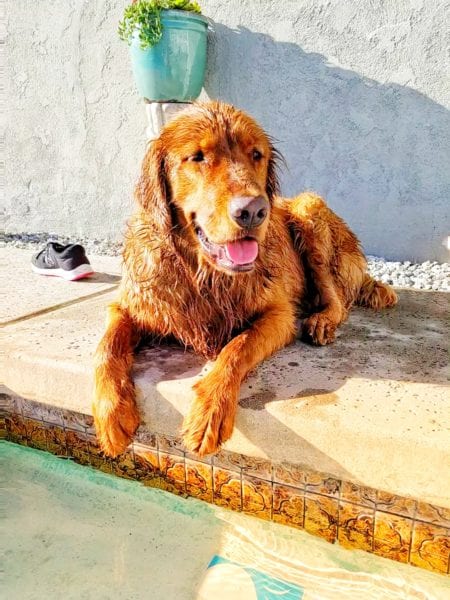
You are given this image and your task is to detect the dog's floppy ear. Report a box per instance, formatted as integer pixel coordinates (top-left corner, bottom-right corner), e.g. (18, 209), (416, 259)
(135, 139), (172, 234)
(266, 144), (282, 202)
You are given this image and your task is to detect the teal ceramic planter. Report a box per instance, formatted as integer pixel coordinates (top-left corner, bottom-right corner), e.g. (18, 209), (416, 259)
(130, 10), (208, 102)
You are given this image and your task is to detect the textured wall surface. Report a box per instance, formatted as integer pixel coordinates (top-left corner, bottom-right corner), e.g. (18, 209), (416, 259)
(5, 0), (450, 261)
(5, 0), (144, 242)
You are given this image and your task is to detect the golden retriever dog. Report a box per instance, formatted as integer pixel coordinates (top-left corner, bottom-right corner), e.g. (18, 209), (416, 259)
(93, 101), (397, 458)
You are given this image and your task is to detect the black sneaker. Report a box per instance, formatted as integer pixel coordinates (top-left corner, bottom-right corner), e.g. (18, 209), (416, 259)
(31, 242), (94, 281)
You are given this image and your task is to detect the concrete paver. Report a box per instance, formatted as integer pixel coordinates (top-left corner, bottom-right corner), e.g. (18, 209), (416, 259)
(0, 247), (121, 325)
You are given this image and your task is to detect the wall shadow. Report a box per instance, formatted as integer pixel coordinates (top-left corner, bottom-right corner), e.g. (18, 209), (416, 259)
(203, 24), (450, 262)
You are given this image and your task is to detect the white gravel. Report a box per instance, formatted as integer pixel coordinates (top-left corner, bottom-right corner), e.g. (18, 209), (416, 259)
(367, 256), (449, 292)
(1, 232), (449, 292)
(1, 232), (123, 258)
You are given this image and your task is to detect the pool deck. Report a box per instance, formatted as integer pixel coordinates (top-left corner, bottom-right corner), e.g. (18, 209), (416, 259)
(2, 247), (449, 574)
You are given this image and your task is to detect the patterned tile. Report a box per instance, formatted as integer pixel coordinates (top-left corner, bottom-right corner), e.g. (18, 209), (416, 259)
(144, 476), (166, 491)
(45, 424), (68, 456)
(6, 413), (28, 444)
(63, 411), (93, 433)
(42, 406), (65, 427)
(415, 501), (450, 528)
(273, 461), (306, 487)
(242, 475), (272, 520)
(24, 417), (48, 451)
(135, 428), (158, 450)
(376, 491), (416, 518)
(341, 481), (377, 508)
(186, 459), (213, 502)
(212, 450), (244, 472)
(338, 501), (375, 551)
(410, 522), (450, 574)
(239, 456), (272, 481)
(83, 415), (96, 436)
(184, 450), (214, 465)
(133, 443), (160, 484)
(21, 399), (64, 426)
(85, 434), (112, 473)
(1, 394), (18, 415)
(158, 434), (185, 457)
(212, 452), (272, 478)
(373, 511), (413, 563)
(273, 483), (304, 529)
(89, 454), (112, 473)
(65, 428), (91, 465)
(305, 471), (340, 498)
(304, 493), (338, 543)
(21, 399), (43, 419)
(213, 467), (242, 511)
(212, 451), (272, 479)
(159, 452), (186, 495)
(111, 447), (137, 479)
(13, 396), (24, 413)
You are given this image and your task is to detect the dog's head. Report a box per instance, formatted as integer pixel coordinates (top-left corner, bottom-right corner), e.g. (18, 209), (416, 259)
(136, 101), (280, 274)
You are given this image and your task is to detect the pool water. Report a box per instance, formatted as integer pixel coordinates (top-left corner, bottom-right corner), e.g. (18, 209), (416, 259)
(3, 442), (449, 599)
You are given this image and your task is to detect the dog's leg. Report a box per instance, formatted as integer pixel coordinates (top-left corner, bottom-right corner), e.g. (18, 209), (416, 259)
(182, 301), (296, 456)
(286, 192), (397, 345)
(93, 302), (140, 457)
(300, 252), (347, 347)
(356, 273), (398, 310)
(286, 193), (352, 345)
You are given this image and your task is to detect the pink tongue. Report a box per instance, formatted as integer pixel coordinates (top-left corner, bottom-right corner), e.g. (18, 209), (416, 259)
(225, 239), (259, 265)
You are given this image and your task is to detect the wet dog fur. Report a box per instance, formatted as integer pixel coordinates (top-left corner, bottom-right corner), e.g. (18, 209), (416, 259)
(93, 101), (397, 457)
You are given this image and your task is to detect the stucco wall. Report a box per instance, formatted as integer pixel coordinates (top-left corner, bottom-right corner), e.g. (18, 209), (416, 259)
(4, 0), (450, 261)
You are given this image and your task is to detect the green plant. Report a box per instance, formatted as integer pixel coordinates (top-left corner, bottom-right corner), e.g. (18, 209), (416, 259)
(119, 0), (202, 49)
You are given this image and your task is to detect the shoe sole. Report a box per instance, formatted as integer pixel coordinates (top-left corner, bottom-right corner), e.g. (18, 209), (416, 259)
(31, 263), (94, 281)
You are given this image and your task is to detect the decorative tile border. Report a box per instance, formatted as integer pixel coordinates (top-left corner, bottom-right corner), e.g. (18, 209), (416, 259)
(2, 395), (449, 575)
(273, 483), (305, 529)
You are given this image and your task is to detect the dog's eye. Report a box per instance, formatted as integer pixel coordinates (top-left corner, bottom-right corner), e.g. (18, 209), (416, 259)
(190, 150), (205, 162)
(252, 149), (263, 161)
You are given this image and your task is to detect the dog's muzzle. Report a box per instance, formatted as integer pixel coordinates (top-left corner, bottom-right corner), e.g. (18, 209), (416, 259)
(195, 226), (259, 273)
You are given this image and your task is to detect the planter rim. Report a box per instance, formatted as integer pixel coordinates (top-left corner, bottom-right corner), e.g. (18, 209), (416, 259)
(131, 10), (209, 46)
(159, 9), (208, 25)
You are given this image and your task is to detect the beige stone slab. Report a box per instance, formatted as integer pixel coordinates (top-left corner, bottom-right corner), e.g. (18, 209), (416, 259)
(0, 247), (121, 325)
(2, 287), (449, 508)
(1, 291), (117, 408)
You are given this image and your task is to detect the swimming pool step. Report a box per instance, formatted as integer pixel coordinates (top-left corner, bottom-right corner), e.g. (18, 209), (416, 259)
(2, 248), (449, 575)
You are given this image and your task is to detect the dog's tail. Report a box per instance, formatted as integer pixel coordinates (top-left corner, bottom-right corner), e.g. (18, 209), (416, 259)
(356, 274), (398, 310)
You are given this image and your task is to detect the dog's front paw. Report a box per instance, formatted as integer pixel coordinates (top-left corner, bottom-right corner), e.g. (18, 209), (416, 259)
(303, 313), (337, 346)
(181, 377), (237, 457)
(92, 387), (140, 458)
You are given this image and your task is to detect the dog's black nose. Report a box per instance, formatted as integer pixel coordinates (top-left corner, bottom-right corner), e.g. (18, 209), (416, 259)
(229, 196), (269, 229)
